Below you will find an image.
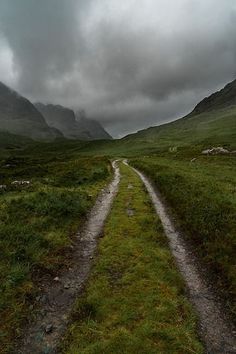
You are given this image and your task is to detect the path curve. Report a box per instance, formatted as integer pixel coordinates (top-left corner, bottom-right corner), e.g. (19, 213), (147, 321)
(16, 161), (120, 354)
(126, 161), (236, 354)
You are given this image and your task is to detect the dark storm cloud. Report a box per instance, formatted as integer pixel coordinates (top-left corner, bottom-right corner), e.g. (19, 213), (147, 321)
(0, 0), (236, 136)
(0, 0), (90, 96)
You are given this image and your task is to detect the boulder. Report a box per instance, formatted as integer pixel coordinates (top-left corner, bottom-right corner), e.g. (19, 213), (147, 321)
(202, 147), (230, 155)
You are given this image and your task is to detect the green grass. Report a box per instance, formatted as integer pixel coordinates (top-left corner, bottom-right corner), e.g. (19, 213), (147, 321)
(130, 155), (236, 320)
(124, 107), (236, 152)
(70, 106), (236, 157)
(0, 151), (112, 353)
(61, 163), (203, 354)
(1, 105), (235, 159)
(0, 101), (235, 352)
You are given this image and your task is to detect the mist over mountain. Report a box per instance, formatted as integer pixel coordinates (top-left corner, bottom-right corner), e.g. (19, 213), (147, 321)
(0, 81), (62, 140)
(75, 110), (112, 140)
(35, 103), (112, 140)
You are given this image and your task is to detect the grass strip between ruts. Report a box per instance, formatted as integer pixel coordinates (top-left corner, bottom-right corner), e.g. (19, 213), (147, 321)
(61, 162), (203, 354)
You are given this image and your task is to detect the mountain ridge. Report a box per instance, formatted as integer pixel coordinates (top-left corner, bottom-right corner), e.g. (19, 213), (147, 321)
(36, 102), (112, 140)
(191, 79), (236, 115)
(0, 82), (63, 141)
(123, 78), (236, 142)
(119, 78), (236, 153)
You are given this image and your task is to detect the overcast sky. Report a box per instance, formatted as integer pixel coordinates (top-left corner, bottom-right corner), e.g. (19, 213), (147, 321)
(0, 0), (236, 137)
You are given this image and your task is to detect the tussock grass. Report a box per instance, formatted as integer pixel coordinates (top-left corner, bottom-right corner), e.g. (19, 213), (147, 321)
(61, 163), (203, 354)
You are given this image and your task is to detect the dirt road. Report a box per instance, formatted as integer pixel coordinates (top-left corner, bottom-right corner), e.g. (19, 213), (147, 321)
(128, 161), (236, 354)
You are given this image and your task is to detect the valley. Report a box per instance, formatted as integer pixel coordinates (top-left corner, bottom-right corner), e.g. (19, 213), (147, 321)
(0, 79), (236, 353)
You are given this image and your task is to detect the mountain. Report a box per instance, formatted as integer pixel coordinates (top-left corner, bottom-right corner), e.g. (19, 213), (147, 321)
(122, 78), (236, 152)
(0, 82), (63, 141)
(35, 103), (112, 140)
(75, 111), (112, 140)
(35, 103), (86, 140)
(192, 79), (236, 115)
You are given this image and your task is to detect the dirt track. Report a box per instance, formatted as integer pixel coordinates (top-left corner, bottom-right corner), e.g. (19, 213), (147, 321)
(15, 161), (120, 354)
(128, 162), (236, 354)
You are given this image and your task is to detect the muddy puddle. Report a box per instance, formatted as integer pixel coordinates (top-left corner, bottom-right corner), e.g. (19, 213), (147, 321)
(15, 161), (120, 354)
(129, 162), (236, 354)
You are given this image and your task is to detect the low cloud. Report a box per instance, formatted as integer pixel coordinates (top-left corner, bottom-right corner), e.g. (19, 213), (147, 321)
(0, 0), (236, 136)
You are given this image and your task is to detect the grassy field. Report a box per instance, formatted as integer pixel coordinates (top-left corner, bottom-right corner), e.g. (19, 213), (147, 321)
(0, 101), (235, 352)
(0, 149), (111, 353)
(61, 163), (203, 354)
(130, 154), (236, 319)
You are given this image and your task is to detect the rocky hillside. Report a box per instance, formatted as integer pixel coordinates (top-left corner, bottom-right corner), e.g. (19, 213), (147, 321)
(35, 103), (112, 140)
(192, 79), (236, 114)
(0, 82), (62, 141)
(35, 103), (87, 140)
(75, 111), (112, 140)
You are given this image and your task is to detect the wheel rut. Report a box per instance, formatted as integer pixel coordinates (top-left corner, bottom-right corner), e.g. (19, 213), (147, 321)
(126, 161), (236, 354)
(15, 161), (120, 354)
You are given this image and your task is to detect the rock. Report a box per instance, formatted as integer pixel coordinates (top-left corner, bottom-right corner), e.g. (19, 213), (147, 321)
(202, 149), (211, 155)
(11, 180), (31, 186)
(169, 146), (177, 153)
(62, 314), (68, 321)
(126, 208), (135, 217)
(40, 295), (47, 304)
(202, 147), (230, 155)
(45, 324), (53, 334)
(190, 158), (197, 163)
(0, 185), (7, 191)
(64, 283), (70, 289)
(53, 276), (60, 282)
(41, 309), (47, 317)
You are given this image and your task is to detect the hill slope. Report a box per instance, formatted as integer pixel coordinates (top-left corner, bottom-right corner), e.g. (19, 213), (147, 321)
(0, 82), (62, 141)
(75, 111), (112, 140)
(192, 79), (236, 114)
(35, 103), (112, 140)
(123, 79), (236, 151)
